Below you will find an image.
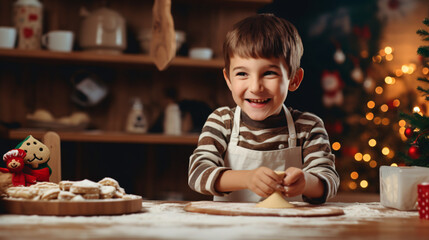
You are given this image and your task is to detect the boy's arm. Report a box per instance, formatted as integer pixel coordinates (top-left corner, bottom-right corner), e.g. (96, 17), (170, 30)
(300, 113), (340, 203)
(188, 108), (232, 196)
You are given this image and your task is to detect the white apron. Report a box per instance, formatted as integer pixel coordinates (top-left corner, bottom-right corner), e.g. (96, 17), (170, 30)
(214, 105), (302, 202)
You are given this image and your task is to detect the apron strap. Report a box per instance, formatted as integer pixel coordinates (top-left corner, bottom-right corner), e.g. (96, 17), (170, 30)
(231, 106), (241, 145)
(283, 105), (297, 148)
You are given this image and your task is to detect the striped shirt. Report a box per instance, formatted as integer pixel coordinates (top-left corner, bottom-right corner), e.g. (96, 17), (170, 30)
(188, 106), (339, 204)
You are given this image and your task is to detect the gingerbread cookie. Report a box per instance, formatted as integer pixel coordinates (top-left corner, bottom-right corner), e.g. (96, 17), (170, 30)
(70, 179), (100, 195)
(100, 185), (116, 199)
(58, 191), (76, 200)
(41, 188), (60, 200)
(59, 180), (75, 191)
(98, 177), (120, 189)
(6, 186), (38, 199)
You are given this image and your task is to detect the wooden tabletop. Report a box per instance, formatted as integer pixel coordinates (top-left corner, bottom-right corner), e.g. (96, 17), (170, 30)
(0, 200), (428, 239)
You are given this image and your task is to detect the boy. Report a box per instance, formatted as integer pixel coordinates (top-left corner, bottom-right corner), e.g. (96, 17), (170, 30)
(188, 14), (339, 204)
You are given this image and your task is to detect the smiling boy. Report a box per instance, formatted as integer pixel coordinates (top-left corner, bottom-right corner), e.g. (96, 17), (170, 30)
(188, 14), (339, 204)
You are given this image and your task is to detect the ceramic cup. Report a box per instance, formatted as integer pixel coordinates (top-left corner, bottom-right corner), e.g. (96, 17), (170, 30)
(0, 27), (17, 49)
(189, 47), (213, 60)
(41, 30), (74, 52)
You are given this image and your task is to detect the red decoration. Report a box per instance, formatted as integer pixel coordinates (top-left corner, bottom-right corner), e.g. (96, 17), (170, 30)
(353, 25), (371, 39)
(28, 14), (38, 21)
(388, 0), (400, 10)
(417, 183), (429, 220)
(23, 27), (34, 38)
(404, 127), (414, 138)
(408, 145), (421, 159)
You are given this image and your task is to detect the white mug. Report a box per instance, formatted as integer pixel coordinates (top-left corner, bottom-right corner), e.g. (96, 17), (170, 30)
(0, 27), (17, 49)
(41, 30), (74, 52)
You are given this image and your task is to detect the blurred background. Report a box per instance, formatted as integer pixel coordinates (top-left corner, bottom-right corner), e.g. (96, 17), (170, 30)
(0, 0), (428, 200)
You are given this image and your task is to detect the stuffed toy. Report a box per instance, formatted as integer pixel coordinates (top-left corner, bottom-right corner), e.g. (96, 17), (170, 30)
(321, 70), (344, 108)
(0, 149), (36, 186)
(16, 135), (51, 182)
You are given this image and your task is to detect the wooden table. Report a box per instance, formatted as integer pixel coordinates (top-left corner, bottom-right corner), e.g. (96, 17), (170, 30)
(0, 200), (428, 239)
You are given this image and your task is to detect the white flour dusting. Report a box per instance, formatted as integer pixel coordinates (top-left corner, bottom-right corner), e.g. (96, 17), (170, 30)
(0, 201), (419, 240)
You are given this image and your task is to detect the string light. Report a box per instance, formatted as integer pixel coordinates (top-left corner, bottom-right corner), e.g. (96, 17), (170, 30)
(384, 76), (395, 84)
(382, 147), (390, 156)
(387, 150), (395, 159)
(350, 171), (359, 180)
(373, 117), (382, 125)
(368, 139), (377, 147)
(384, 46), (393, 54)
(380, 104), (389, 112)
(413, 106), (423, 116)
(366, 112), (374, 120)
(382, 118), (390, 125)
(363, 154), (371, 162)
(395, 69), (403, 77)
(372, 55), (382, 63)
(332, 142), (341, 151)
(367, 101), (375, 109)
(399, 126), (407, 141)
(369, 160), (377, 168)
(392, 99), (400, 107)
(360, 180), (369, 188)
(354, 153), (363, 161)
(401, 64), (416, 74)
(423, 67), (429, 75)
(391, 163), (398, 167)
(375, 86), (383, 94)
(398, 120), (406, 127)
(385, 54), (393, 61)
(349, 181), (357, 190)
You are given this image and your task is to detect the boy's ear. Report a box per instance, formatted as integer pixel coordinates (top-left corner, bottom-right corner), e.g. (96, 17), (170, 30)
(289, 68), (304, 92)
(223, 68), (233, 91)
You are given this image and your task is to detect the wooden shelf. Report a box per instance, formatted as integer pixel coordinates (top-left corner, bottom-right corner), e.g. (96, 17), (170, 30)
(0, 49), (224, 69)
(8, 129), (199, 145)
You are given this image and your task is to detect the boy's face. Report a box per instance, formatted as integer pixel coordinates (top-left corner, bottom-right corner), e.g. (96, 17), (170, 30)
(224, 56), (302, 121)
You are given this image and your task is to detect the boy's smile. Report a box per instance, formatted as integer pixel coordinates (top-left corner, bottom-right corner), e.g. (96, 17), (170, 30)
(224, 56), (301, 121)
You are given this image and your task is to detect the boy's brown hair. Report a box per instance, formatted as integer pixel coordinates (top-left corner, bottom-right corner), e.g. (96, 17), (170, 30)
(223, 13), (303, 79)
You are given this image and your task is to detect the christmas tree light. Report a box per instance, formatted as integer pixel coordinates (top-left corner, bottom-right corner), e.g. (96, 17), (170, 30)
(399, 18), (429, 167)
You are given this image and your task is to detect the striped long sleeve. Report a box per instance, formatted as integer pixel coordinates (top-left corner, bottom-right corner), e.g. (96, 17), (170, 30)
(188, 106), (339, 203)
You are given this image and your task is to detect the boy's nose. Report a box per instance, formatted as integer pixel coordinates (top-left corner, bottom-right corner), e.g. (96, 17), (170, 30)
(249, 77), (264, 93)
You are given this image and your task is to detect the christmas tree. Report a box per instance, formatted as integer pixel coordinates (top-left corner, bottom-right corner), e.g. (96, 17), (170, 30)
(400, 18), (429, 167)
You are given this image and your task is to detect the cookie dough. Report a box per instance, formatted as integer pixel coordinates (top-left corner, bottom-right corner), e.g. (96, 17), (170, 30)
(256, 171), (294, 209)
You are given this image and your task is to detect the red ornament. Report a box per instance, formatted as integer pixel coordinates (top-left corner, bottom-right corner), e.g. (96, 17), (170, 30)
(408, 145), (421, 159)
(404, 127), (414, 138)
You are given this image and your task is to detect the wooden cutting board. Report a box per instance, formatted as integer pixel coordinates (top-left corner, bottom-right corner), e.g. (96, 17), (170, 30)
(0, 197), (143, 216)
(184, 201), (344, 217)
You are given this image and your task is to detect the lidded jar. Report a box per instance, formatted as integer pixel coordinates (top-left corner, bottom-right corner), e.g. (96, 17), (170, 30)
(13, 0), (43, 50)
(79, 7), (126, 54)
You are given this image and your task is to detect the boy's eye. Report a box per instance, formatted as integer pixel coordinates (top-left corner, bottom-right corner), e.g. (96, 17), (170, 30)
(235, 72), (247, 77)
(264, 71), (278, 76)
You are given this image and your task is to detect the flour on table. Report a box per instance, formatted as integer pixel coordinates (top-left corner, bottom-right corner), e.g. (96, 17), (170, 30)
(0, 201), (419, 240)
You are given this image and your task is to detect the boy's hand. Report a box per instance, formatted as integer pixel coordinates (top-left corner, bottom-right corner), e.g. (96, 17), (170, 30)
(282, 167), (306, 197)
(246, 167), (283, 198)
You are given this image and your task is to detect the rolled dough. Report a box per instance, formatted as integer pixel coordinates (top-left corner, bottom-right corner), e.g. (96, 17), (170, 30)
(256, 171), (294, 208)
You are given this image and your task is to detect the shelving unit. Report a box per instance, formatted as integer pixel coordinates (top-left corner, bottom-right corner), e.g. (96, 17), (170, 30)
(0, 49), (224, 69)
(8, 129), (199, 145)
